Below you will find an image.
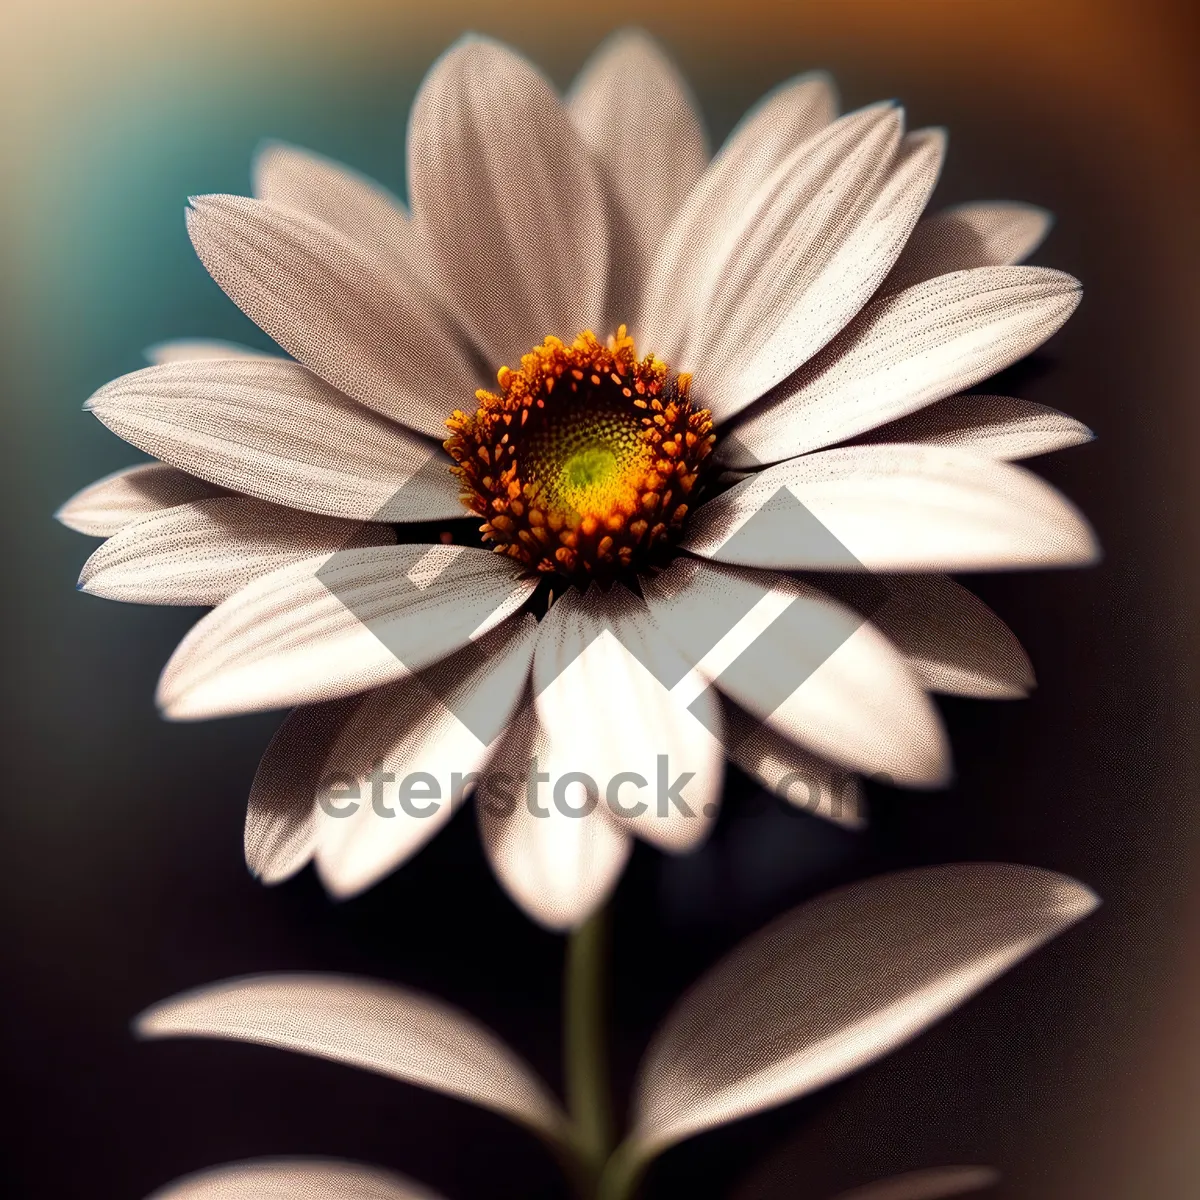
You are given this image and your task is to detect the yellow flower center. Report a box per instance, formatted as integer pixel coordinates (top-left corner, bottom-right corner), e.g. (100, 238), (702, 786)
(445, 326), (715, 582)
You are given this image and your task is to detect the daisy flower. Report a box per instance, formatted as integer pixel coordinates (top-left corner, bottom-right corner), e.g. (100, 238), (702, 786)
(59, 31), (1097, 929)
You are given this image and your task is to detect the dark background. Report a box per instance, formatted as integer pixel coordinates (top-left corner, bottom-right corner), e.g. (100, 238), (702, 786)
(3, 1), (1200, 1196)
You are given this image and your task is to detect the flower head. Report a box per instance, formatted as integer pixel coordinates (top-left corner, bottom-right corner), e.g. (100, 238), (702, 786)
(60, 30), (1098, 929)
(446, 326), (715, 581)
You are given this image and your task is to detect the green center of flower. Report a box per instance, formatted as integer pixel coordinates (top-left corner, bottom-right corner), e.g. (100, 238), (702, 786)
(444, 327), (716, 582)
(523, 404), (652, 524)
(563, 444), (618, 492)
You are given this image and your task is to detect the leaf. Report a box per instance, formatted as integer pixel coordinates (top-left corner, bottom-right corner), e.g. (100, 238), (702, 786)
(147, 1158), (446, 1199)
(136, 973), (571, 1145)
(622, 864), (1096, 1160)
(829, 1166), (1000, 1200)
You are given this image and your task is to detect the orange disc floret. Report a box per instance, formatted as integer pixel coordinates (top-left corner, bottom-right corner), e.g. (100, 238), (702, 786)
(445, 326), (716, 582)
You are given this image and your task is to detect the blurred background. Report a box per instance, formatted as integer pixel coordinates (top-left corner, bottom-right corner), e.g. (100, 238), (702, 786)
(3, 0), (1200, 1196)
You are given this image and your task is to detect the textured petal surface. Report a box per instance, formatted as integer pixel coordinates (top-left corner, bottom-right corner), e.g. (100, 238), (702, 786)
(145, 339), (279, 365)
(816, 573), (1034, 698)
(686, 444), (1099, 571)
(625, 864), (1097, 1155)
(137, 974), (569, 1142)
(148, 1158), (445, 1200)
(568, 29), (707, 323)
(883, 199), (1052, 296)
(77, 497), (393, 605)
(477, 702), (633, 930)
(667, 103), (901, 376)
(720, 697), (864, 829)
(532, 586), (724, 852)
(56, 462), (223, 536)
(408, 37), (608, 369)
(641, 560), (948, 786)
(636, 71), (837, 357)
(858, 393), (1093, 461)
(723, 266), (1082, 464)
(157, 544), (536, 720)
(245, 700), (363, 885)
(831, 1166), (1001, 1200)
(253, 142), (414, 267)
(314, 615), (537, 898)
(186, 194), (477, 439)
(687, 121), (945, 421)
(86, 359), (463, 522)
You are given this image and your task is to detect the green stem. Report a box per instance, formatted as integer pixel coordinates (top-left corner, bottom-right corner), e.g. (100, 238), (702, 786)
(564, 905), (614, 1177)
(595, 1139), (650, 1200)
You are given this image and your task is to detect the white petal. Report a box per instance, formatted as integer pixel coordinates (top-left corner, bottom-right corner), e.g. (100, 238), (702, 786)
(314, 615), (538, 898)
(56, 462), (223, 536)
(687, 122), (946, 422)
(883, 199), (1052, 296)
(245, 700), (363, 885)
(408, 37), (608, 369)
(624, 863), (1097, 1155)
(250, 143), (464, 319)
(723, 266), (1082, 464)
(568, 30), (707, 323)
(531, 586), (724, 852)
(668, 103), (898, 370)
(831, 1166), (1001, 1200)
(636, 71), (837, 357)
(77, 497), (393, 605)
(720, 697), (864, 829)
(186, 194), (477, 439)
(253, 141), (413, 265)
(858, 393), (1094, 461)
(640, 560), (949, 787)
(816, 573), (1034, 699)
(477, 703), (633, 930)
(148, 1158), (446, 1200)
(686, 444), (1099, 571)
(136, 973), (570, 1143)
(156, 544), (536, 720)
(145, 339), (279, 365)
(86, 359), (463, 522)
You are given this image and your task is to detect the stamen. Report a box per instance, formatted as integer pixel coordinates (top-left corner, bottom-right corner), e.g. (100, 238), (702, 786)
(445, 327), (715, 582)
